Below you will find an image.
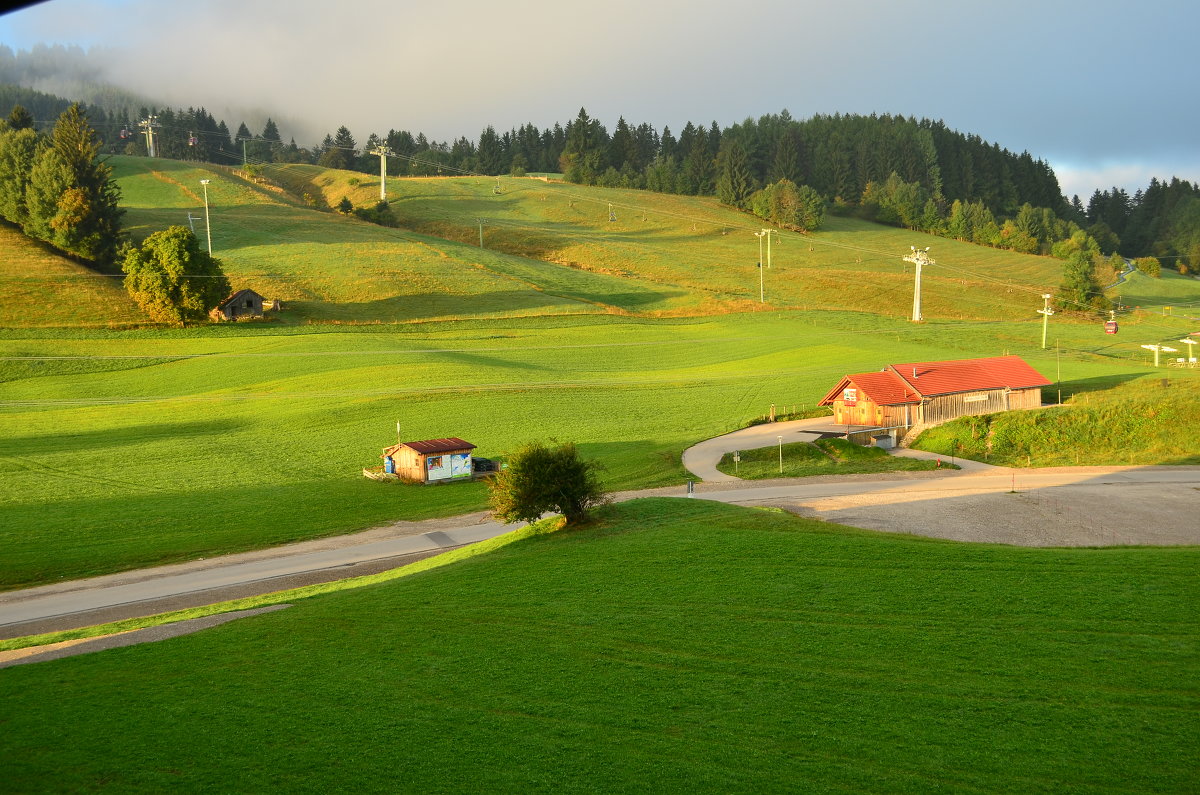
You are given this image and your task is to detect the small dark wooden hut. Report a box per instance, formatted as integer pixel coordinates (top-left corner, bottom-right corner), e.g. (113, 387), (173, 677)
(211, 289), (265, 321)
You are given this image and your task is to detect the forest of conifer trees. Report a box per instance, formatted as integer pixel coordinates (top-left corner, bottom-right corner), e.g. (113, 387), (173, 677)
(2, 70), (1198, 276)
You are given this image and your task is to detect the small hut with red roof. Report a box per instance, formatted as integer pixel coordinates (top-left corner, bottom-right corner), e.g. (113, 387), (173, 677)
(819, 355), (1050, 443)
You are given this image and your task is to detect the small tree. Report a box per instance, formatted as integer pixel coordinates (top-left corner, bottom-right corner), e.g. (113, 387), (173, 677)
(489, 441), (608, 526)
(1133, 256), (1161, 278)
(122, 225), (230, 325)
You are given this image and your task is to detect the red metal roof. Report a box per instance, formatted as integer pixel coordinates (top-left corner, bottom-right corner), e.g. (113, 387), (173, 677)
(819, 371), (920, 406)
(887, 356), (1051, 397)
(385, 437), (476, 455)
(820, 355), (1050, 405)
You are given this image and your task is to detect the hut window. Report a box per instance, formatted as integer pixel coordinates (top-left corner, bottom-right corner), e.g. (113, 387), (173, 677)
(245, 299), (253, 308)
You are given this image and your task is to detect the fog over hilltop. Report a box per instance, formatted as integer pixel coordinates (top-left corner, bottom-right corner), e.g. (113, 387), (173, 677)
(1, 0), (1198, 198)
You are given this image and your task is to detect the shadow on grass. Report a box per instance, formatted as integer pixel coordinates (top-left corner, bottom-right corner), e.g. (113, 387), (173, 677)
(0, 475), (492, 590)
(1047, 373), (1145, 401)
(281, 290), (595, 323)
(0, 418), (245, 457)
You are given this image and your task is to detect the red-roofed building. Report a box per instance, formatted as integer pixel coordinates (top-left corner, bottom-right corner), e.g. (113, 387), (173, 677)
(381, 437), (476, 483)
(819, 355), (1050, 441)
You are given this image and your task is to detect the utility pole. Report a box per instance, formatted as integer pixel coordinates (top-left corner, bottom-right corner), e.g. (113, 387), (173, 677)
(138, 115), (159, 158)
(199, 179), (212, 254)
(903, 246), (933, 322)
(370, 145), (394, 201)
(476, 218), (488, 248)
(754, 230), (766, 303)
(1038, 294), (1054, 349)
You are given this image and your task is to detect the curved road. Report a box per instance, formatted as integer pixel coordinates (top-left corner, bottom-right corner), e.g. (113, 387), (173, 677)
(2, 424), (1198, 638)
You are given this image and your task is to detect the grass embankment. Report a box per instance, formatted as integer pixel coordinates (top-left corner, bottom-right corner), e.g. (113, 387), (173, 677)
(718, 437), (951, 479)
(1, 499), (1195, 791)
(914, 376), (1200, 466)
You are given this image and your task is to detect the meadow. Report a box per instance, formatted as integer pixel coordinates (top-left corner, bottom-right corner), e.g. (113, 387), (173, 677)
(2, 307), (1179, 589)
(1, 499), (1195, 791)
(2, 156), (1197, 588)
(263, 162), (1075, 322)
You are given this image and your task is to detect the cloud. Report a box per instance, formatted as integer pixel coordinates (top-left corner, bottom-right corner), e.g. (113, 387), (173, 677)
(1051, 159), (1200, 201)
(1, 0), (1198, 198)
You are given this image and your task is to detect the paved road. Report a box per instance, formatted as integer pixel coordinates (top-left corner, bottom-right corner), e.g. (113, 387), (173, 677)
(680, 418), (1000, 479)
(4, 458), (1195, 638)
(681, 417), (851, 481)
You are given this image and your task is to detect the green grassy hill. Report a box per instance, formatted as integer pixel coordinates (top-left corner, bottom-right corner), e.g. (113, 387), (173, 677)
(1, 156), (1197, 588)
(264, 162), (1071, 322)
(914, 376), (1200, 466)
(2, 499), (1195, 791)
(6, 155), (1197, 332)
(0, 225), (142, 327)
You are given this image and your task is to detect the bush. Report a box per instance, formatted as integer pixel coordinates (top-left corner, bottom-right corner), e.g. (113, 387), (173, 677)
(353, 200), (397, 227)
(488, 441), (608, 525)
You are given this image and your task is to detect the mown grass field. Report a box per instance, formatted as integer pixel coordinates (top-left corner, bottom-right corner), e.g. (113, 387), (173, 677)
(717, 437), (950, 479)
(2, 308), (1180, 589)
(1, 499), (1195, 791)
(914, 376), (1200, 466)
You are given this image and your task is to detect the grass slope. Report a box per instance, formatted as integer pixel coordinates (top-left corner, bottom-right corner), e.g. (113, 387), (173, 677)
(266, 162), (1071, 322)
(1, 499), (1195, 791)
(0, 224), (142, 327)
(913, 376), (1200, 466)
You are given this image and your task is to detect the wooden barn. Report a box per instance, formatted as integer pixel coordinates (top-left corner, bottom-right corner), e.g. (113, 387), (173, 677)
(819, 355), (1051, 442)
(380, 437), (476, 484)
(210, 289), (264, 321)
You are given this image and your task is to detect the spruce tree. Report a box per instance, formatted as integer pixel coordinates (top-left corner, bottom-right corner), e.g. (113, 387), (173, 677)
(0, 126), (40, 226)
(7, 104), (34, 131)
(716, 139), (754, 208)
(23, 104), (123, 267)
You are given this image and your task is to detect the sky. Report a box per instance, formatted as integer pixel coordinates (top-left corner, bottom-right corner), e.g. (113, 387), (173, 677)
(1, 0), (1197, 200)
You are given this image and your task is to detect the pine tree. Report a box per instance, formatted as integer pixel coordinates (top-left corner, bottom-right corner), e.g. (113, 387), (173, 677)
(716, 138), (754, 208)
(23, 104), (123, 267)
(0, 125), (40, 226)
(7, 104), (34, 131)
